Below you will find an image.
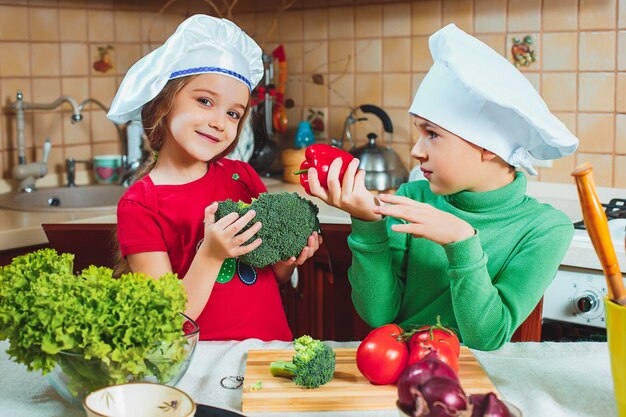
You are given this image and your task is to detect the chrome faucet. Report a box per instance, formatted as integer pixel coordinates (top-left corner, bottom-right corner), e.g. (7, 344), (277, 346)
(8, 90), (83, 192)
(77, 98), (137, 185)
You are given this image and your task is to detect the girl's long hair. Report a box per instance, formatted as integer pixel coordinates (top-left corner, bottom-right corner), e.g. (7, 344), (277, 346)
(113, 75), (252, 277)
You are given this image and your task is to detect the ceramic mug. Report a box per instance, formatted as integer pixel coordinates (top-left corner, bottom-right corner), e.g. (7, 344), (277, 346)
(93, 155), (122, 184)
(606, 297), (626, 417)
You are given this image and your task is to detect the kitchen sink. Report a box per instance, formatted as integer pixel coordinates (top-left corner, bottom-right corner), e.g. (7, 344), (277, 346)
(0, 185), (126, 212)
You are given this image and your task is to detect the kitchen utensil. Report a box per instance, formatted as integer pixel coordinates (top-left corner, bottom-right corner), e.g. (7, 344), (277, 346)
(572, 162), (626, 417)
(272, 45), (287, 134)
(571, 162), (626, 304)
(340, 105), (408, 191)
(241, 347), (496, 413)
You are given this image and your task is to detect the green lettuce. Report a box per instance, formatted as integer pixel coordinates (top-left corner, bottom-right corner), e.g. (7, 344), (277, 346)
(0, 248), (189, 394)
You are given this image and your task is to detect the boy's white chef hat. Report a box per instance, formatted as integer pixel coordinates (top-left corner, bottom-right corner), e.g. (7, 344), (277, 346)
(107, 14), (263, 125)
(409, 24), (578, 175)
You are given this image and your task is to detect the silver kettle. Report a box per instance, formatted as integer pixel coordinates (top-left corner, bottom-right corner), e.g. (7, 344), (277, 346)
(334, 104), (409, 191)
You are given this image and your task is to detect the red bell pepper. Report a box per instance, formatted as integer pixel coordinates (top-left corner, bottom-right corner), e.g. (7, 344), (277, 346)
(294, 144), (355, 195)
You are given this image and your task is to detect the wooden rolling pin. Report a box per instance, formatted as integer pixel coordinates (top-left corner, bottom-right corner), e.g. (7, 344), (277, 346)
(572, 162), (626, 305)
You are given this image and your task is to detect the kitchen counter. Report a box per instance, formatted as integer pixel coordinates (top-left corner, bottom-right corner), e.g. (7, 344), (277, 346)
(1, 177), (625, 272)
(0, 339), (617, 417)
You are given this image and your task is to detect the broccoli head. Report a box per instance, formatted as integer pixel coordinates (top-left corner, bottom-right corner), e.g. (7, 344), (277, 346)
(269, 335), (336, 389)
(214, 192), (320, 268)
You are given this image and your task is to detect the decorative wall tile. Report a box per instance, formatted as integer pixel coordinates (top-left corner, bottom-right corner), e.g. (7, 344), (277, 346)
(578, 72), (615, 112)
(542, 32), (577, 71)
(474, 0), (506, 33)
(577, 113), (615, 153)
(303, 8), (327, 40)
(542, 73), (576, 111)
(542, 0), (578, 31)
(355, 4), (381, 38)
(508, 0), (541, 32)
(383, 38), (410, 72)
(506, 33), (541, 70)
(442, 0), (472, 32)
(579, 0), (616, 30)
(383, 3), (411, 37)
(411, 0), (442, 36)
(579, 31), (615, 71)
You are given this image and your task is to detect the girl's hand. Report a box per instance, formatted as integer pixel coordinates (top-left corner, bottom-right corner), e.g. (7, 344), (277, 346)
(199, 202), (263, 261)
(276, 231), (323, 267)
(373, 193), (475, 245)
(308, 158), (381, 222)
(272, 231), (323, 284)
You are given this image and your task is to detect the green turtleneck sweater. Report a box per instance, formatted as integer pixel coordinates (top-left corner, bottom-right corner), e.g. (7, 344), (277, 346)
(347, 172), (574, 351)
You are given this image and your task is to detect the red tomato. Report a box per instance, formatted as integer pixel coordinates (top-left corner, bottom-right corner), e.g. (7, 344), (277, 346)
(356, 324), (409, 385)
(408, 323), (461, 357)
(408, 340), (459, 374)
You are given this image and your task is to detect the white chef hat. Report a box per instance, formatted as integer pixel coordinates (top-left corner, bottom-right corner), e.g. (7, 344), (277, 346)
(107, 14), (263, 125)
(409, 24), (578, 175)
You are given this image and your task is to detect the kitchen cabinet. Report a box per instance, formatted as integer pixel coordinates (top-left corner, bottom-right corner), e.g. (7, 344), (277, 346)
(0, 244), (49, 267)
(33, 222), (541, 342)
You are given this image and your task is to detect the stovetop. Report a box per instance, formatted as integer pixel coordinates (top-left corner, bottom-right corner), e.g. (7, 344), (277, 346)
(573, 198), (626, 230)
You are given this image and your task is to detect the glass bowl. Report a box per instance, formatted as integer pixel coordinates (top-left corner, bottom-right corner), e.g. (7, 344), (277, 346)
(45, 314), (199, 408)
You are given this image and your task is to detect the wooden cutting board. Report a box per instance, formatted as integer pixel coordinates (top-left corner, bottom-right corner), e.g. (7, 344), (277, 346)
(241, 347), (497, 413)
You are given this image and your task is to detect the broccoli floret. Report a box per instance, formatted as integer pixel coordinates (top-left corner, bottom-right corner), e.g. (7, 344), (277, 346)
(269, 335), (336, 389)
(215, 192), (320, 268)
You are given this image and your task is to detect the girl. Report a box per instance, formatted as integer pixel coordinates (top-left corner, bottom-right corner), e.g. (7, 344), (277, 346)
(307, 24), (578, 351)
(107, 15), (321, 341)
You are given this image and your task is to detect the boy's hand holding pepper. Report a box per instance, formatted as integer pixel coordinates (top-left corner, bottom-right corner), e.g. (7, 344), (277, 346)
(373, 194), (475, 245)
(308, 157), (382, 222)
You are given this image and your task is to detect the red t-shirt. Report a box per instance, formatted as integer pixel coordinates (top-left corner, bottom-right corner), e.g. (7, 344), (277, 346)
(117, 158), (292, 342)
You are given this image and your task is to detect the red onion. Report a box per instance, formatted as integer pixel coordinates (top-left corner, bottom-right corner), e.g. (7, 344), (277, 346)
(470, 393), (511, 417)
(420, 376), (468, 416)
(397, 352), (460, 411)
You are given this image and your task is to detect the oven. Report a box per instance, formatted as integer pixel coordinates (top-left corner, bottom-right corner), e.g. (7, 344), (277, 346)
(541, 199), (626, 342)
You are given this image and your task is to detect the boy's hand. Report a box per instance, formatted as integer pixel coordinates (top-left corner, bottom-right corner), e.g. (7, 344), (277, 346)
(373, 193), (475, 245)
(308, 158), (381, 222)
(199, 202), (262, 261)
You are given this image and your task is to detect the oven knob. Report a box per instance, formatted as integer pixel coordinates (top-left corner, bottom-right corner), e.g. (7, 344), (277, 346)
(576, 295), (596, 313)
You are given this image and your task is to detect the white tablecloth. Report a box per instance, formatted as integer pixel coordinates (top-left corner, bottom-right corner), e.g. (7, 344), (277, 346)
(0, 340), (618, 417)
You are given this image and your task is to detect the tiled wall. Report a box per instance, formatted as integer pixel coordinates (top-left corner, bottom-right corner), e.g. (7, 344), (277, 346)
(1, 0), (625, 188)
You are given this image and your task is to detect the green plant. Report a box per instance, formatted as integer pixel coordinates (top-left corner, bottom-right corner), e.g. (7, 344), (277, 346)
(215, 192), (320, 268)
(0, 248), (189, 395)
(269, 335), (336, 389)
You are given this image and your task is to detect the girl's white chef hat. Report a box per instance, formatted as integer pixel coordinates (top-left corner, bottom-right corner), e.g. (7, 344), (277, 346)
(409, 24), (578, 175)
(107, 14), (263, 125)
